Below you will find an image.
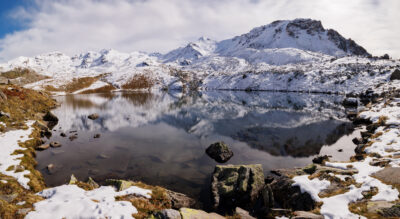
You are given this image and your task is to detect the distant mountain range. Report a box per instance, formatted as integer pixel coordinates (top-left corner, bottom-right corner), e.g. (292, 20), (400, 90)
(0, 18), (397, 95)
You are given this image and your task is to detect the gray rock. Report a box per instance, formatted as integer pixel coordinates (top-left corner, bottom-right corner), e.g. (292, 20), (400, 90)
(0, 90), (7, 101)
(94, 133), (101, 138)
(154, 209), (182, 219)
(205, 141), (233, 163)
(390, 69), (400, 81)
(293, 211), (324, 219)
(179, 208), (225, 219)
(211, 164), (266, 211)
(0, 193), (18, 202)
(36, 144), (50, 151)
(43, 111), (58, 122)
(312, 155), (329, 164)
(270, 176), (316, 211)
(342, 98), (358, 107)
(50, 141), (61, 147)
(235, 207), (256, 219)
(166, 190), (196, 209)
(88, 113), (99, 120)
(380, 204), (400, 217)
(87, 177), (99, 188)
(372, 167), (400, 184)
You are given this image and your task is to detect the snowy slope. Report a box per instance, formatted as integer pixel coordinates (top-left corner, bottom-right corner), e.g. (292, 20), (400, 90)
(0, 18), (397, 95)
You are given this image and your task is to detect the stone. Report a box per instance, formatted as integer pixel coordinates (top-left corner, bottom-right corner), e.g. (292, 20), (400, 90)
(88, 113), (99, 120)
(235, 207), (256, 219)
(69, 135), (78, 141)
(303, 164), (317, 174)
(34, 121), (49, 131)
(47, 164), (55, 172)
(390, 69), (400, 81)
(379, 204), (400, 217)
(205, 141), (233, 163)
(94, 133), (101, 138)
(211, 164), (266, 211)
(43, 111), (58, 122)
(87, 177), (100, 188)
(367, 200), (394, 213)
(372, 167), (400, 184)
(36, 144), (50, 151)
(166, 190), (196, 209)
(342, 98), (358, 107)
(154, 209), (182, 219)
(105, 179), (134, 191)
(0, 193), (18, 202)
(352, 137), (363, 145)
(0, 90), (7, 101)
(60, 132), (66, 137)
(270, 176), (316, 211)
(293, 211), (324, 219)
(312, 155), (329, 164)
(69, 174), (78, 184)
(50, 141), (61, 147)
(179, 208), (225, 219)
(17, 208), (31, 215)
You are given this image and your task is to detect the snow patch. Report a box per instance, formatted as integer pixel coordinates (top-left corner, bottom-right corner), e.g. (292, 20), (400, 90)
(0, 121), (35, 189)
(26, 184), (152, 219)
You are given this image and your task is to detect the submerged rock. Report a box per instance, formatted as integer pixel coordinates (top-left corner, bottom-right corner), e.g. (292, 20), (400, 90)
(179, 208), (224, 219)
(94, 133), (101, 138)
(50, 141), (61, 148)
(88, 113), (99, 120)
(211, 164), (267, 212)
(36, 144), (50, 151)
(205, 141), (233, 163)
(60, 132), (66, 137)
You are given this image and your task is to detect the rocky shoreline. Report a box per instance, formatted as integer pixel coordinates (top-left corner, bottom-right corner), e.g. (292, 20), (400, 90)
(1, 79), (400, 218)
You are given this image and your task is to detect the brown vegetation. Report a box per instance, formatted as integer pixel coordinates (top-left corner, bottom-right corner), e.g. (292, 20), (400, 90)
(121, 74), (154, 90)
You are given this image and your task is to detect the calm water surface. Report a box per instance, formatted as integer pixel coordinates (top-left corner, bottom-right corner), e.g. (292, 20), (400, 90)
(36, 91), (359, 206)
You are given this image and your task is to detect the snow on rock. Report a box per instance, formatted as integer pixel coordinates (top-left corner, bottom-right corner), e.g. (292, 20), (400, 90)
(0, 121), (35, 189)
(322, 158), (399, 218)
(25, 184), (151, 219)
(292, 175), (330, 202)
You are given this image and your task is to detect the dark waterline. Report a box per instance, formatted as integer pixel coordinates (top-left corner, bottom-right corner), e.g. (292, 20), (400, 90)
(36, 91), (359, 208)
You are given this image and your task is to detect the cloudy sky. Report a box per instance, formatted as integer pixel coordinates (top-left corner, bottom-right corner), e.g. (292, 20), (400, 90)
(0, 0), (399, 61)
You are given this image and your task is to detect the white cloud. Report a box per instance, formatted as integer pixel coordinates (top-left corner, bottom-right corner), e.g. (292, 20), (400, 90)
(0, 0), (399, 61)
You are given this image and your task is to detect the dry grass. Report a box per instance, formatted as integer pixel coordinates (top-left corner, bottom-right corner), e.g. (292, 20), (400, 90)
(121, 74), (154, 90)
(79, 84), (116, 94)
(1, 68), (49, 86)
(115, 181), (171, 219)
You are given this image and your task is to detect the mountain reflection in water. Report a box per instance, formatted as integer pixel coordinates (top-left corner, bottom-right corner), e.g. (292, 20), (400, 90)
(36, 91), (357, 206)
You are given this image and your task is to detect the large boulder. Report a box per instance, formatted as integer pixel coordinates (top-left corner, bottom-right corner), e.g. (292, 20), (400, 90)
(205, 142), (233, 163)
(372, 167), (400, 184)
(390, 69), (400, 81)
(270, 175), (316, 211)
(211, 164), (268, 212)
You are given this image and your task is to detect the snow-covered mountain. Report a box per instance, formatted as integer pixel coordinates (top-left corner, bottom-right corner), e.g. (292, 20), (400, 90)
(0, 18), (398, 95)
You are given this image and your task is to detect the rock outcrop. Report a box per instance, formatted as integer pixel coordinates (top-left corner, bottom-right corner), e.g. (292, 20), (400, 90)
(211, 164), (272, 214)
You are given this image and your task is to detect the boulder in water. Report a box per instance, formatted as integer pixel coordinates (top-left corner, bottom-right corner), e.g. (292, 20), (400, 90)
(206, 141), (233, 163)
